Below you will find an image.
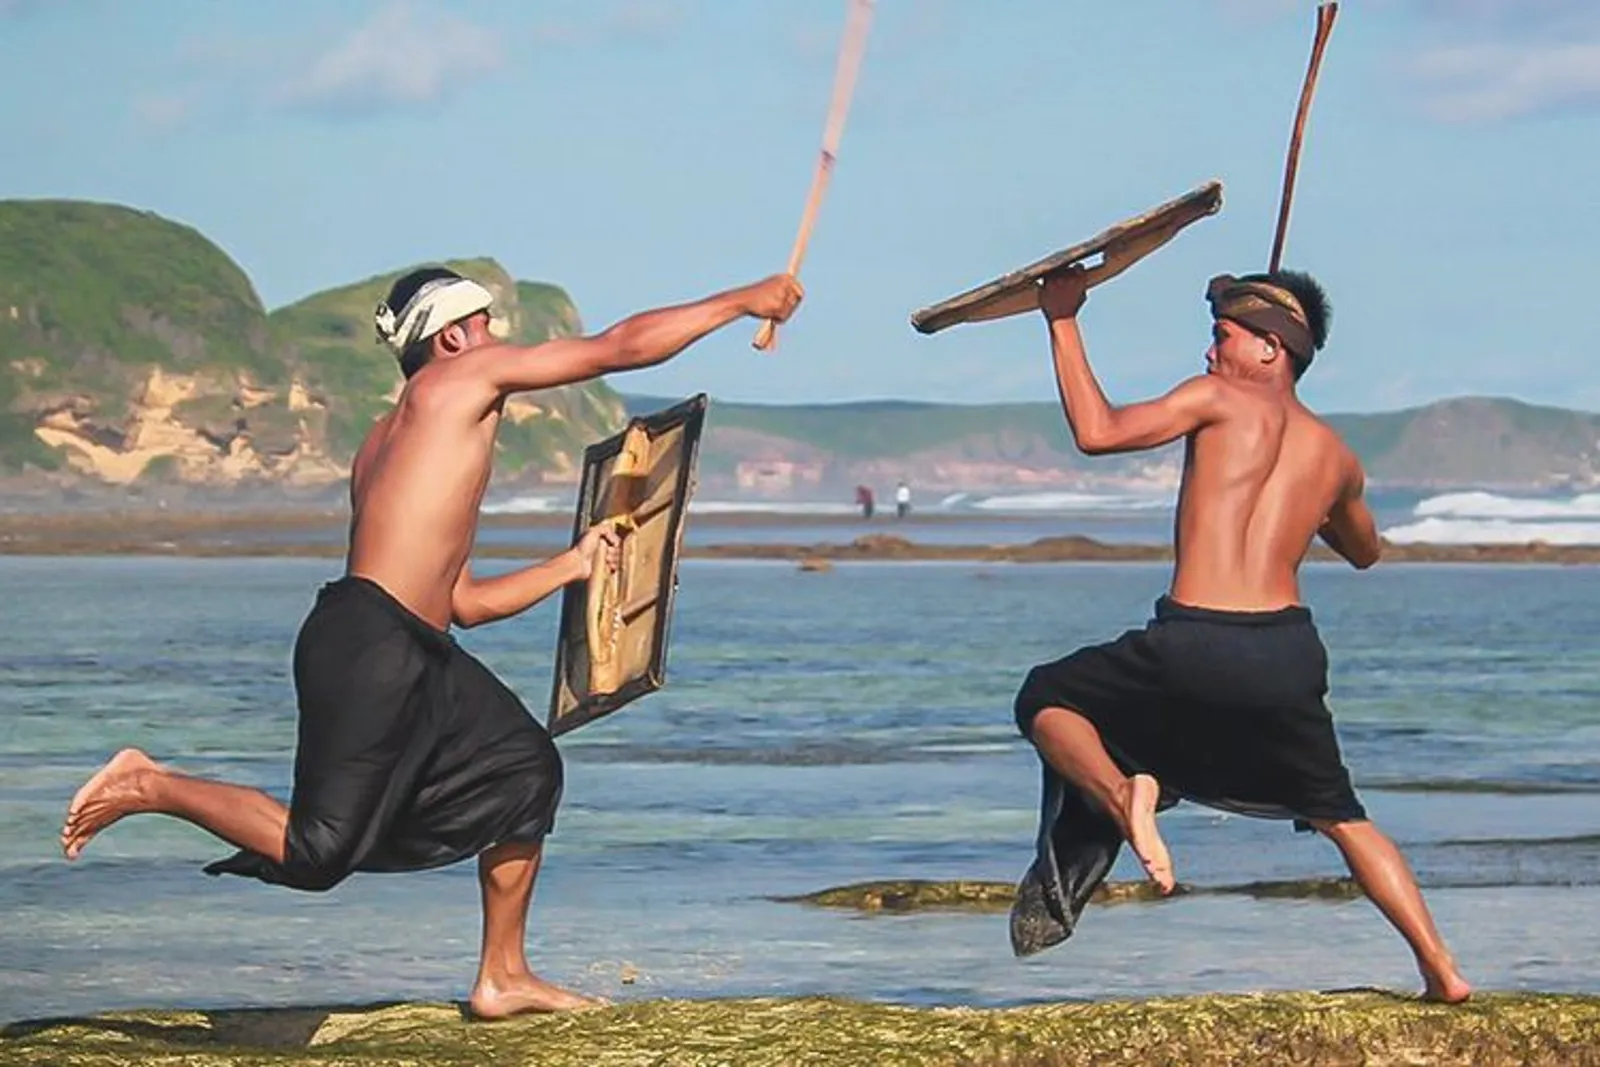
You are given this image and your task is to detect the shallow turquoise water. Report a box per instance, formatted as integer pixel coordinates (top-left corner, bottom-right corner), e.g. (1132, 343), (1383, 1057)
(1, 556), (1597, 1021)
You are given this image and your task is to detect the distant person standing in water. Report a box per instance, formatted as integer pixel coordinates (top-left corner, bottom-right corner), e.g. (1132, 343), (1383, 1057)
(895, 480), (912, 520)
(856, 484), (876, 520)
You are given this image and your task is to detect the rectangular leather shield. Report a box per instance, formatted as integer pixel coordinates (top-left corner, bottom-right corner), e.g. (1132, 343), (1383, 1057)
(910, 180), (1224, 335)
(547, 393), (708, 737)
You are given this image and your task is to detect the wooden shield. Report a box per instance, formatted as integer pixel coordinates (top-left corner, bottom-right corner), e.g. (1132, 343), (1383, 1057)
(547, 393), (708, 737)
(910, 180), (1224, 335)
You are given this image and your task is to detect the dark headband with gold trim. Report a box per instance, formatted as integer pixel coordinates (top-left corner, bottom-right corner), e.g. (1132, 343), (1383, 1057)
(1206, 273), (1315, 367)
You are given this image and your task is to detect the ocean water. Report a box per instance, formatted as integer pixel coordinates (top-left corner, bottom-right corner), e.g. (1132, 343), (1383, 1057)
(1, 555), (1598, 1025)
(476, 487), (1600, 548)
(154, 487), (1600, 555)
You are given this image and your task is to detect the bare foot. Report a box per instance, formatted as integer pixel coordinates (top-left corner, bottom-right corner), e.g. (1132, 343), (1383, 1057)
(468, 974), (610, 1020)
(1123, 774), (1175, 894)
(61, 748), (162, 860)
(1421, 961), (1473, 1004)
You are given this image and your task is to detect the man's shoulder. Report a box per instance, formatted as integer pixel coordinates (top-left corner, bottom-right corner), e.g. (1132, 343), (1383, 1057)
(1182, 374), (1258, 415)
(1204, 378), (1322, 419)
(355, 407), (394, 452)
(1287, 400), (1342, 440)
(402, 356), (501, 412)
(1285, 403), (1357, 467)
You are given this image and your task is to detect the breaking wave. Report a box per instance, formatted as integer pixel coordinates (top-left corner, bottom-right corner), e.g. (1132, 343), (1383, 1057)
(1382, 518), (1600, 545)
(689, 500), (861, 516)
(480, 494), (568, 515)
(1382, 490), (1600, 545)
(970, 491), (1174, 514)
(484, 496), (868, 517)
(1413, 490), (1600, 520)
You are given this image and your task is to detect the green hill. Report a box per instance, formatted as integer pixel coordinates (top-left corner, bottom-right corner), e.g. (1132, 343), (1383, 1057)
(0, 199), (624, 490)
(1327, 397), (1600, 486)
(0, 199), (279, 474)
(623, 394), (1600, 491)
(5, 196), (1592, 498)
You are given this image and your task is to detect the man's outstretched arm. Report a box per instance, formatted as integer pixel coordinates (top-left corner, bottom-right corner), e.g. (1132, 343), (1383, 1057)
(451, 523), (620, 629)
(442, 275), (803, 411)
(1318, 452), (1381, 569)
(1040, 270), (1228, 456)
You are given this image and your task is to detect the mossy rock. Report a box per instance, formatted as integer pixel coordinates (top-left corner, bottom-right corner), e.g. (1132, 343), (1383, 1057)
(4, 992), (1597, 1066)
(779, 878), (1364, 914)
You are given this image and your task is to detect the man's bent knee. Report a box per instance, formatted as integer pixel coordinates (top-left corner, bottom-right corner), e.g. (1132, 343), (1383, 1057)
(1309, 817), (1372, 844)
(1014, 665), (1062, 739)
(1020, 703), (1093, 746)
(280, 823), (362, 891)
(481, 838), (544, 869)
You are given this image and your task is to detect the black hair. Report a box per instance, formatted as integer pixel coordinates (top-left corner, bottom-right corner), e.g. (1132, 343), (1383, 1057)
(1234, 268), (1331, 380)
(384, 266), (463, 379)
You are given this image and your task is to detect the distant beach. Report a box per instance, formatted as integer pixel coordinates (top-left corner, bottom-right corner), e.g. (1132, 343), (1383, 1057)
(4, 504), (1600, 564)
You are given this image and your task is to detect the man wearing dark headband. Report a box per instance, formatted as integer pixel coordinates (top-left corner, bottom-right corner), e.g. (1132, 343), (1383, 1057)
(1006, 265), (1470, 1003)
(61, 266), (804, 1018)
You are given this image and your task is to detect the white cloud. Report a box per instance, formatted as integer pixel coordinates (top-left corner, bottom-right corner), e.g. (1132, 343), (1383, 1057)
(1413, 40), (1600, 122)
(273, 1), (503, 114)
(1405, 0), (1600, 121)
(127, 0), (683, 133)
(131, 90), (199, 134)
(1213, 0), (1600, 121)
(531, 0), (683, 48)
(607, 0), (680, 40)
(1410, 0), (1598, 32)
(1215, 0), (1309, 23)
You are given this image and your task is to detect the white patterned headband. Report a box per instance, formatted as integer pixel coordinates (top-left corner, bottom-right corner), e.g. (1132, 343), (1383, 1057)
(374, 276), (495, 356)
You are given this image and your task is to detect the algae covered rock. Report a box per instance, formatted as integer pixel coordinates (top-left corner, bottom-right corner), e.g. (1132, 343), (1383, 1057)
(781, 879), (1021, 913)
(5, 992), (1598, 1066)
(778, 877), (1364, 914)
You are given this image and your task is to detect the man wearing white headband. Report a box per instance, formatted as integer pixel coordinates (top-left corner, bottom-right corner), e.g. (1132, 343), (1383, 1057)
(373, 269), (498, 373)
(62, 264), (804, 1018)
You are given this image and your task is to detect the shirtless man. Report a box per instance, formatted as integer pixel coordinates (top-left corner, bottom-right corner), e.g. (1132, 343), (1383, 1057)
(1008, 266), (1471, 1003)
(60, 265), (804, 1018)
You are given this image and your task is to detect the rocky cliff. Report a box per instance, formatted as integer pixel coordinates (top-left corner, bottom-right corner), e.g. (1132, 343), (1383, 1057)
(0, 199), (625, 499)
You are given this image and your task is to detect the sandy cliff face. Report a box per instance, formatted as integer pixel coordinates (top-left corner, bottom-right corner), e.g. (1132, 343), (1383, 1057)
(30, 367), (345, 486)
(0, 200), (628, 492)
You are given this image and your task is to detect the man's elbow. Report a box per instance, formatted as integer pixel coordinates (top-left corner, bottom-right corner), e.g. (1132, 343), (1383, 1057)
(1351, 540), (1382, 570)
(450, 594), (487, 629)
(1073, 426), (1118, 456)
(594, 323), (641, 370)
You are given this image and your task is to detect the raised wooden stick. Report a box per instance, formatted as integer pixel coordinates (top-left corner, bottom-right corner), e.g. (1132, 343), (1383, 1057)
(1269, 1), (1339, 273)
(753, 0), (875, 351)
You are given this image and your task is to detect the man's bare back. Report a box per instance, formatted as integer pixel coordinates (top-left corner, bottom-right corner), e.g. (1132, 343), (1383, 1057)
(1168, 381), (1367, 612)
(347, 383), (502, 630)
(1033, 268), (1380, 613)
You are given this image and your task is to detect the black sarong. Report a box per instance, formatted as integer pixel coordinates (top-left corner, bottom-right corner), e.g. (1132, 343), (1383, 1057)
(204, 576), (563, 891)
(1008, 596), (1366, 956)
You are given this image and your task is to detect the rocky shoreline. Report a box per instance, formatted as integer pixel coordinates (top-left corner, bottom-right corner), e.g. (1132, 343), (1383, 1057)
(778, 877), (1366, 913)
(5, 992), (1597, 1066)
(2, 510), (1598, 564)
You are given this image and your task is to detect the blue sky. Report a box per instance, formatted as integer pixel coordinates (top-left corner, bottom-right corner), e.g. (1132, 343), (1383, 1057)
(2, 0), (1597, 412)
